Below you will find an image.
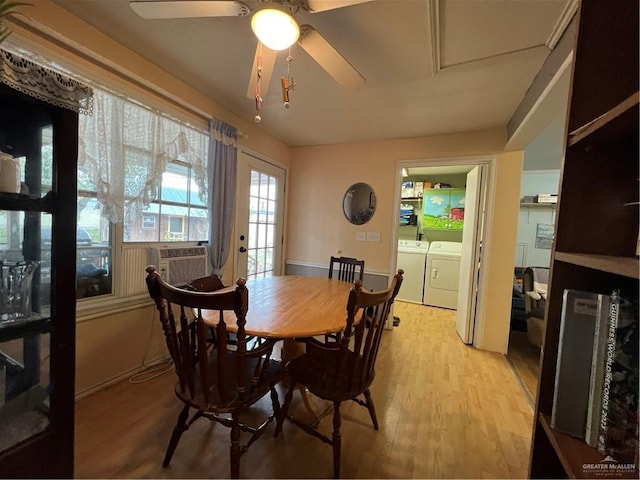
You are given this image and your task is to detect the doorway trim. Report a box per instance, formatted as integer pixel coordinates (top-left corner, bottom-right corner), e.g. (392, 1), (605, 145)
(390, 155), (498, 348)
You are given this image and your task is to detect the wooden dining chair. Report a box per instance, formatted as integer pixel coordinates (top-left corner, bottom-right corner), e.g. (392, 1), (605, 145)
(326, 256), (366, 342)
(275, 269), (404, 479)
(145, 266), (283, 479)
(328, 256), (365, 283)
(185, 273), (226, 292)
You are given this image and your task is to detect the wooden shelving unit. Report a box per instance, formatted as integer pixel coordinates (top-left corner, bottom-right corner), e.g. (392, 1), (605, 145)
(554, 253), (639, 280)
(537, 414), (637, 479)
(528, 2), (639, 479)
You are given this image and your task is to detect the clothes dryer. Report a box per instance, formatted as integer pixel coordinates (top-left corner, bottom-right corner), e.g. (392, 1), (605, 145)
(396, 239), (429, 304)
(424, 241), (462, 309)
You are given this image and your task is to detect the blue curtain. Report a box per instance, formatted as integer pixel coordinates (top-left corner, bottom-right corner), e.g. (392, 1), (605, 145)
(208, 118), (238, 276)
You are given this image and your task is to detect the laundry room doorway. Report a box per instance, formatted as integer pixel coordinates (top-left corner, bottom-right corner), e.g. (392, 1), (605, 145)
(391, 157), (493, 347)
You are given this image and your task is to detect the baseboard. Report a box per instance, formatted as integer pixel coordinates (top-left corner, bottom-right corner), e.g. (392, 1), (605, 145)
(74, 354), (171, 401)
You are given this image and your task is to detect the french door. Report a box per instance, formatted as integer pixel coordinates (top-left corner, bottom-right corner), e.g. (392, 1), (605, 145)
(235, 150), (286, 280)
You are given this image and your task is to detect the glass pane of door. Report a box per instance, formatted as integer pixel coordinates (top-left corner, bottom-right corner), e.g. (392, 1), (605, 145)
(247, 171), (276, 279)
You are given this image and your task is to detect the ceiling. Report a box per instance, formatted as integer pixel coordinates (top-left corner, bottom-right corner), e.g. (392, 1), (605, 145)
(48, 0), (572, 148)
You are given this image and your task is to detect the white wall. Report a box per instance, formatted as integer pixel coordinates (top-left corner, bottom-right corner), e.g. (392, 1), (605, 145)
(522, 116), (565, 171)
(515, 170), (560, 267)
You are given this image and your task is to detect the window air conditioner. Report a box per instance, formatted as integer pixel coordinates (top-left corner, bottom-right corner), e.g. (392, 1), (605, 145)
(148, 246), (209, 286)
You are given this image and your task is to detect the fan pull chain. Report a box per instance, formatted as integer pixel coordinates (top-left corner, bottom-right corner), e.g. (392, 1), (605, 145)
(281, 48), (295, 109)
(254, 43), (263, 123)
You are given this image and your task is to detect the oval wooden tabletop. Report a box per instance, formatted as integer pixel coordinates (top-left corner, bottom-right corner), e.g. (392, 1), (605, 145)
(200, 275), (353, 338)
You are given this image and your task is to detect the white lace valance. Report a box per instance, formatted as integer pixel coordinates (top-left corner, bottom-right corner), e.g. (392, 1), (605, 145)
(0, 49), (93, 114)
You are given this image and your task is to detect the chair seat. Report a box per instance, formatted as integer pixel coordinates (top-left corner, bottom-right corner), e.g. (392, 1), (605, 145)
(176, 352), (282, 412)
(287, 350), (372, 402)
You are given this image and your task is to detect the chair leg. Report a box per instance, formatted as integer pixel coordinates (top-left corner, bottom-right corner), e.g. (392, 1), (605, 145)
(163, 405), (189, 467)
(230, 412), (241, 479)
(332, 401), (342, 479)
(275, 380), (296, 437)
(363, 388), (379, 430)
(270, 383), (281, 423)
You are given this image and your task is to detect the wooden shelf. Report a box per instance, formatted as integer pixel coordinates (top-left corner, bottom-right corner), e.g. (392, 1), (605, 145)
(520, 202), (557, 208)
(554, 252), (639, 279)
(401, 197), (422, 202)
(0, 316), (50, 343)
(0, 191), (55, 213)
(568, 93), (639, 148)
(538, 414), (638, 479)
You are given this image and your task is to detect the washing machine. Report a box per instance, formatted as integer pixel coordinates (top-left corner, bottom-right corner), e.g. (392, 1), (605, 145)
(396, 239), (429, 304)
(424, 241), (462, 309)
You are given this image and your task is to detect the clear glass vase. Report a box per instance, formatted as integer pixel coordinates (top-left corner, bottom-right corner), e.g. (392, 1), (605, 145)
(0, 260), (40, 325)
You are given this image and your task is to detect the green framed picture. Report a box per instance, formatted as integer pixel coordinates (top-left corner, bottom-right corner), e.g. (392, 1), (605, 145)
(422, 188), (466, 230)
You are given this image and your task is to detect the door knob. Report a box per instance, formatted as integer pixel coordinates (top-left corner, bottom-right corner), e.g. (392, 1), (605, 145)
(239, 247), (247, 253)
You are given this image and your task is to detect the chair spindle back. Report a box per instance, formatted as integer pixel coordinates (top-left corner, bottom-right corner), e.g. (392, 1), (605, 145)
(311, 270), (403, 394)
(329, 256), (365, 283)
(145, 266), (274, 407)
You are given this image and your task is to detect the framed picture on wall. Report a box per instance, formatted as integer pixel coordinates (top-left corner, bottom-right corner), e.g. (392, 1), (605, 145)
(422, 188), (466, 230)
(535, 223), (554, 249)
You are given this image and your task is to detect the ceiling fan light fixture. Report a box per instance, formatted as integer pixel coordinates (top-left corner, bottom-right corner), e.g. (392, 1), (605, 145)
(251, 7), (300, 51)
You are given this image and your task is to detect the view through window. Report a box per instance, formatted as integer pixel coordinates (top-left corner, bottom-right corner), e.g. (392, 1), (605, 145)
(124, 161), (208, 242)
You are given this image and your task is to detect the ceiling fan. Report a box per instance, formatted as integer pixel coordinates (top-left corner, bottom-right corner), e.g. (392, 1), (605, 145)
(129, 0), (371, 118)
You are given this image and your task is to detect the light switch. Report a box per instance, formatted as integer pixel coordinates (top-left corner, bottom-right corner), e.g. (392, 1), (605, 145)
(356, 231), (366, 241)
(366, 231), (380, 242)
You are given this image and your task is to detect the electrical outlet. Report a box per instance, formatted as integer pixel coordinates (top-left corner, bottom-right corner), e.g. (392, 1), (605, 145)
(356, 231), (366, 241)
(366, 231), (380, 242)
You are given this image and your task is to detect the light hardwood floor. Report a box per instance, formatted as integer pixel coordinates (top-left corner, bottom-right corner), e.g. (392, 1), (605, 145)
(74, 301), (534, 479)
(506, 331), (541, 406)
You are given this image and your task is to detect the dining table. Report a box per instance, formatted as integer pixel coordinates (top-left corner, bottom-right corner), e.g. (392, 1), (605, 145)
(199, 274), (355, 339)
(198, 274), (356, 418)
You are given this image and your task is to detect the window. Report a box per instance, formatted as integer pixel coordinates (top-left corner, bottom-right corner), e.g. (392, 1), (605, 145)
(76, 86), (209, 300)
(5, 49), (210, 303)
(142, 215), (156, 229)
(1, 126), (111, 302)
(125, 161), (208, 242)
(76, 192), (113, 298)
(168, 217), (184, 240)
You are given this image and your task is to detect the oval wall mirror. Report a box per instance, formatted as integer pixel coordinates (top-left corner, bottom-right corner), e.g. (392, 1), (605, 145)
(343, 183), (377, 225)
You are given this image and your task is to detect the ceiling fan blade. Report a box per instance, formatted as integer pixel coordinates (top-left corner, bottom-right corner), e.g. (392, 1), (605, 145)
(297, 25), (365, 90)
(303, 0), (375, 13)
(129, 1), (250, 19)
(246, 43), (278, 100)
